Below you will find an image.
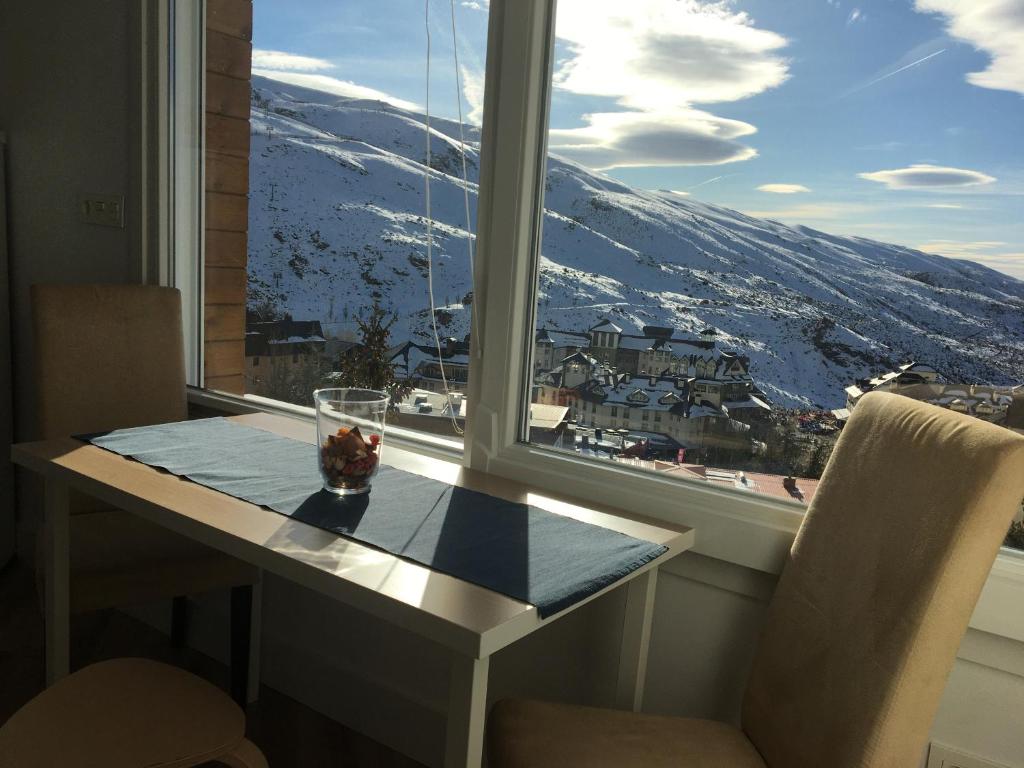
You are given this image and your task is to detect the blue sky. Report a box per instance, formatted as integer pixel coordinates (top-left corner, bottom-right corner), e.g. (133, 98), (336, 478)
(252, 0), (1024, 280)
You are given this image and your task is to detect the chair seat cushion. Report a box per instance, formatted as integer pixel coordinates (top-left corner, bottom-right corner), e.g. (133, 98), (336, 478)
(488, 699), (767, 768)
(0, 658), (245, 768)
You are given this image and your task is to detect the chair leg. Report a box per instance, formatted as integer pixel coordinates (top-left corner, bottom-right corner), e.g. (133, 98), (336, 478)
(216, 738), (269, 768)
(170, 595), (189, 648)
(230, 585), (252, 707)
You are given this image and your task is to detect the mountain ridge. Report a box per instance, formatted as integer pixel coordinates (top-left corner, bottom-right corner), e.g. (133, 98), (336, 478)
(246, 74), (1024, 409)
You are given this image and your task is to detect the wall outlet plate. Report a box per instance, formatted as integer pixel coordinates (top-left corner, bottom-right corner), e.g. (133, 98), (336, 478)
(927, 743), (1012, 768)
(80, 195), (124, 228)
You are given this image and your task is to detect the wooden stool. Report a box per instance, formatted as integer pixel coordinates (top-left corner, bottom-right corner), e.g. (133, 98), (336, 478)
(0, 658), (267, 767)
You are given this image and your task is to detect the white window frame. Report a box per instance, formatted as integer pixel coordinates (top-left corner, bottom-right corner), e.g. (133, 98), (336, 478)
(466, 0), (804, 574)
(156, 0), (1024, 639)
(144, 0), (204, 386)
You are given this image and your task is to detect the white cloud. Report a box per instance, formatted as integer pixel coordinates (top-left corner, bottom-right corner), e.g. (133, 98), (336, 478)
(924, 203), (965, 209)
(550, 109), (758, 169)
(858, 163), (996, 189)
(918, 240), (1024, 279)
(548, 0), (790, 169)
(743, 202), (874, 221)
(252, 49), (334, 71)
(914, 0), (1024, 95)
(461, 1), (488, 10)
(918, 239), (1006, 256)
(460, 66), (485, 125)
(555, 1), (789, 107)
(668, 190), (691, 196)
(847, 8), (864, 25)
(757, 183), (810, 194)
(252, 70), (419, 111)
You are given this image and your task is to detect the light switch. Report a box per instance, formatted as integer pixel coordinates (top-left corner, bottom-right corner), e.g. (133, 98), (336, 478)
(80, 195), (125, 228)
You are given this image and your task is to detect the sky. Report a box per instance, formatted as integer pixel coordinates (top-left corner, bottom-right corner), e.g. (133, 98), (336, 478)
(251, 0), (1024, 280)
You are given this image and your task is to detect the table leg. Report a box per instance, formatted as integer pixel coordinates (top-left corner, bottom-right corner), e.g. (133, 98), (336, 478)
(44, 479), (70, 686)
(615, 568), (658, 712)
(246, 571), (264, 704)
(444, 654), (490, 768)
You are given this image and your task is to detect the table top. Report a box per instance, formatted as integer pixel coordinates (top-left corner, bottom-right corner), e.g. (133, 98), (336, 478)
(12, 412), (694, 658)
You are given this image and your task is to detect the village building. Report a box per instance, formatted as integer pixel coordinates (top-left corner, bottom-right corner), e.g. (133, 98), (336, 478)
(845, 362), (1021, 426)
(535, 347), (770, 458)
(533, 328), (590, 373)
(537, 320), (721, 378)
(390, 337), (471, 393)
(244, 319), (326, 396)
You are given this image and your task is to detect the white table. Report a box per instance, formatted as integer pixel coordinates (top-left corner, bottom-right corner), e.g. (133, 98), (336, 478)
(12, 412), (694, 767)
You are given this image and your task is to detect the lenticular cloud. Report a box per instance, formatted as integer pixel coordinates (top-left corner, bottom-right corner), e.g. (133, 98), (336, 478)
(549, 0), (790, 169)
(858, 164), (996, 189)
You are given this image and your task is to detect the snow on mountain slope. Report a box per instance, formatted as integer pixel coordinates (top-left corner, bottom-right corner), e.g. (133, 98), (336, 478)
(247, 75), (1024, 409)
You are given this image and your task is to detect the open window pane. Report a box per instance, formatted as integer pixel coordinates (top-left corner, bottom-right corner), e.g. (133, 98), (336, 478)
(208, 0), (489, 441)
(527, 0), (1024, 539)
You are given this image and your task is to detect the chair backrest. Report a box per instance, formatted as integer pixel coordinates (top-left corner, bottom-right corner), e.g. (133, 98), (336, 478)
(742, 391), (1024, 768)
(31, 284), (188, 439)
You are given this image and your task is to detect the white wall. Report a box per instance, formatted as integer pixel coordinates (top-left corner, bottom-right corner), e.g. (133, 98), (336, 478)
(0, 0), (143, 440)
(0, 0), (143, 558)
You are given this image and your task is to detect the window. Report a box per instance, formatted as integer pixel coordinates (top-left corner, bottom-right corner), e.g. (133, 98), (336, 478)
(201, 0), (491, 445)
(510, 0), (1023, 533)
(171, 0), (1023, 558)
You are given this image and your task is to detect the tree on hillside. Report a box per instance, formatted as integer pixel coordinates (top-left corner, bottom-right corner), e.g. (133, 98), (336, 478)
(333, 301), (413, 406)
(805, 441), (832, 479)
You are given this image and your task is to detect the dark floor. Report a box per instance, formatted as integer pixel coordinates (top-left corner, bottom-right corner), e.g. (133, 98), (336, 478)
(0, 557), (425, 767)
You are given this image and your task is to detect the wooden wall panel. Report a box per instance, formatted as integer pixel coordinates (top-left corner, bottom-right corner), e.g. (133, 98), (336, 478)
(207, 72), (251, 119)
(206, 191), (248, 235)
(205, 266), (247, 305)
(207, 0), (253, 40)
(206, 113), (250, 157)
(206, 29), (252, 80)
(205, 304), (246, 342)
(205, 340), (246, 375)
(204, 0), (252, 395)
(205, 374), (246, 394)
(206, 230), (247, 267)
(206, 151), (249, 195)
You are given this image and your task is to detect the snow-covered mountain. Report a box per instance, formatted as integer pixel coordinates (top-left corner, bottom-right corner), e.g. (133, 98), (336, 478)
(247, 75), (1024, 409)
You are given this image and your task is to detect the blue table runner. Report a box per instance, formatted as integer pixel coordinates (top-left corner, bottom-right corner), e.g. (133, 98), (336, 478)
(80, 418), (668, 618)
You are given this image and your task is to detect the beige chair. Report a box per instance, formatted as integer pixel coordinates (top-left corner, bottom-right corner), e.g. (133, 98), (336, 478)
(0, 657), (267, 767)
(488, 391), (1024, 768)
(31, 283), (259, 702)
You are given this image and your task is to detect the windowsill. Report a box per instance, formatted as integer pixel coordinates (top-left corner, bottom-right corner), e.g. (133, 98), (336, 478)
(187, 386), (465, 463)
(187, 385), (1024, 644)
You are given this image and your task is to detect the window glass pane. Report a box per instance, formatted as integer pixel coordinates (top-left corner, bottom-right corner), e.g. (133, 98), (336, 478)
(528, 0), (1024, 543)
(229, 0), (488, 441)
